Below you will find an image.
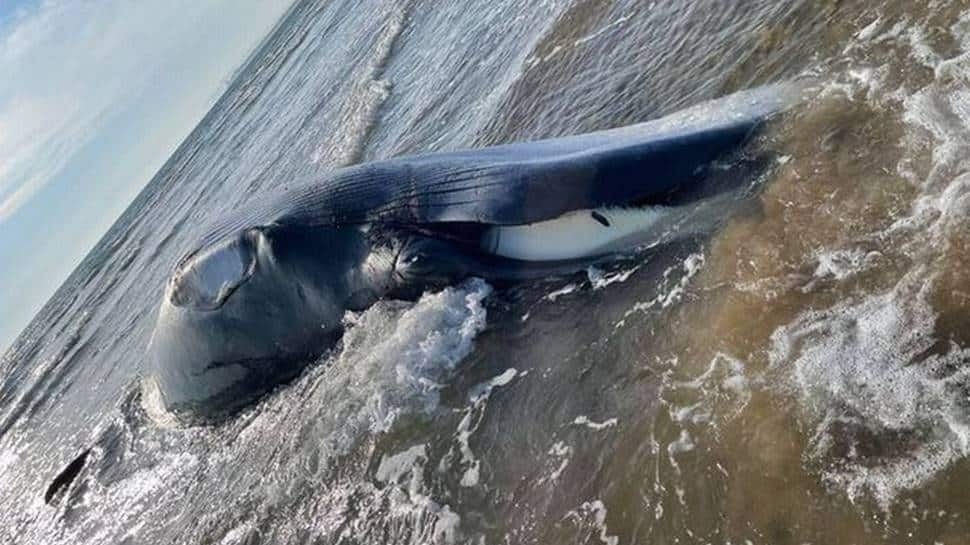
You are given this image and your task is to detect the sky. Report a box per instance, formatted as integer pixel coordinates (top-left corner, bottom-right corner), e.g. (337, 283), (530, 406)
(0, 0), (295, 353)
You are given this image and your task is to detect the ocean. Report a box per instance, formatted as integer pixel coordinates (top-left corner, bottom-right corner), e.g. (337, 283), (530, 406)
(2, 0), (970, 543)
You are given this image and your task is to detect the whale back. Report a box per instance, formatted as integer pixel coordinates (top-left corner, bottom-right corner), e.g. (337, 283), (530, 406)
(194, 83), (801, 252)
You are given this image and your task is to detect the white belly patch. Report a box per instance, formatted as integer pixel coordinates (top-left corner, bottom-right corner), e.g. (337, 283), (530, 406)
(480, 207), (672, 261)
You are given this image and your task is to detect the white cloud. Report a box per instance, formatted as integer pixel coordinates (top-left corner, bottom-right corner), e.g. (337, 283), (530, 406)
(0, 170), (47, 222)
(0, 0), (292, 222)
(0, 0), (295, 352)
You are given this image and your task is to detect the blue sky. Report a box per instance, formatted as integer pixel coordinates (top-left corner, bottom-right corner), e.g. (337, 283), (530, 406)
(0, 1), (30, 24)
(0, 0), (295, 353)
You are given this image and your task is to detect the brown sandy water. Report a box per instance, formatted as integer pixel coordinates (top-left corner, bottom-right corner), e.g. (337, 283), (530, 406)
(574, 2), (970, 542)
(454, 1), (970, 543)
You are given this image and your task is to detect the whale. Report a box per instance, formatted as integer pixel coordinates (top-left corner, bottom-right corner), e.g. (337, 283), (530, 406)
(145, 83), (802, 422)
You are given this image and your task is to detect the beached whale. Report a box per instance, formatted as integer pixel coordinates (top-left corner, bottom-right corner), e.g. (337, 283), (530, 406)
(146, 83), (801, 421)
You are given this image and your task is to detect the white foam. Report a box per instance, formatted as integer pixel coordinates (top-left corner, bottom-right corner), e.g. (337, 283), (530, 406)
(586, 265), (639, 289)
(545, 282), (579, 302)
(340, 278), (493, 431)
(624, 252), (705, 318)
(668, 352), (751, 427)
(811, 248), (880, 281)
(219, 522), (256, 545)
(376, 444), (428, 484)
(541, 441), (572, 483)
(854, 17), (883, 41)
(667, 429), (695, 457)
(373, 443), (461, 544)
(572, 416), (618, 430)
(452, 368), (522, 488)
(770, 275), (970, 509)
(140, 375), (181, 428)
(565, 500), (619, 545)
(0, 445), (21, 484)
(222, 276), (495, 478)
(768, 11), (970, 509)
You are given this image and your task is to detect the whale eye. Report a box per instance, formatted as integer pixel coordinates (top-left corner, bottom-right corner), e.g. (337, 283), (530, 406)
(169, 231), (258, 310)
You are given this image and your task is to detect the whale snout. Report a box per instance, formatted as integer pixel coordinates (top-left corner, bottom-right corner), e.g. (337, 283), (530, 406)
(147, 227), (350, 422)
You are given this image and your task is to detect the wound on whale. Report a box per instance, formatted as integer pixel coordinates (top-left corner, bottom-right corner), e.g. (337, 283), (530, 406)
(146, 83), (803, 422)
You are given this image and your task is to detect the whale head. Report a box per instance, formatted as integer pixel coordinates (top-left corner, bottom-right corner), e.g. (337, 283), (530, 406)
(146, 224), (392, 422)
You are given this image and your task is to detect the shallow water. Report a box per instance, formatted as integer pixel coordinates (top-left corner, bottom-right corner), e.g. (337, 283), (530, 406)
(2, 0), (970, 543)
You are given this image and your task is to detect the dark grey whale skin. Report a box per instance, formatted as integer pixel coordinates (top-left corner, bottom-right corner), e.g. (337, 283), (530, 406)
(146, 84), (801, 422)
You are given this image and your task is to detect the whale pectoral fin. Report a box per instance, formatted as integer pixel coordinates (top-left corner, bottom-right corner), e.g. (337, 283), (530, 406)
(45, 448), (91, 505)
